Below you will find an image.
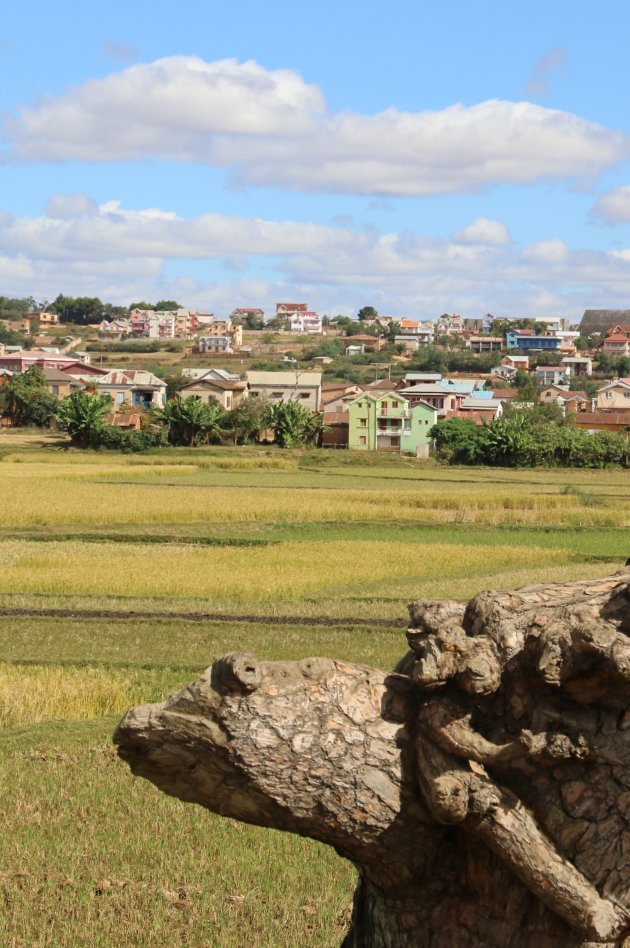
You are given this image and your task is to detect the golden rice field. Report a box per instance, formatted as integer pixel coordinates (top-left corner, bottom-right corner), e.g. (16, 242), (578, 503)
(1, 456), (628, 527)
(0, 440), (628, 947)
(0, 537), (574, 600)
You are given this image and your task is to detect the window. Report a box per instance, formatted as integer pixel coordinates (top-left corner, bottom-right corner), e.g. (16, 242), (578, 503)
(392, 400), (398, 408)
(359, 418), (367, 426)
(51, 385), (59, 396)
(272, 392), (283, 399)
(359, 436), (366, 445)
(116, 392), (125, 404)
(300, 392), (310, 399)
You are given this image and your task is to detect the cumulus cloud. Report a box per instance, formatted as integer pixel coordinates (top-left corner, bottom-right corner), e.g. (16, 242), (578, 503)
(525, 47), (567, 98)
(592, 185), (630, 222)
(2, 197), (630, 319)
(4, 57), (627, 196)
(453, 217), (511, 246)
(521, 238), (569, 264)
(45, 192), (99, 219)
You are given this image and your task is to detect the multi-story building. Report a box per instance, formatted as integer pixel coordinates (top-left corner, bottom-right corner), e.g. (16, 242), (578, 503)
(96, 369), (167, 409)
(399, 320), (434, 343)
(505, 330), (562, 352)
(197, 318), (243, 352)
(129, 308), (197, 339)
(246, 370), (322, 411)
(290, 311), (323, 333)
(534, 366), (571, 387)
(602, 326), (630, 358)
(347, 392), (436, 456)
(596, 378), (630, 410)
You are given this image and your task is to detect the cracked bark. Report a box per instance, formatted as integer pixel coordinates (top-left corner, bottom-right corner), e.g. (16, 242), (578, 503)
(115, 568), (630, 946)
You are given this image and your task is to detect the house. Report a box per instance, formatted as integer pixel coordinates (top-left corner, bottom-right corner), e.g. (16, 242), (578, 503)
(231, 308), (265, 320)
(501, 354), (530, 370)
(321, 412), (349, 448)
(602, 327), (630, 358)
(435, 313), (464, 336)
(41, 367), (83, 399)
(321, 382), (364, 413)
(96, 370), (167, 410)
(198, 319), (243, 353)
(458, 397), (503, 418)
(534, 366), (571, 387)
(561, 356), (592, 377)
(0, 350), (92, 373)
(466, 335), (503, 353)
(571, 410), (630, 433)
(290, 311), (323, 333)
(178, 377), (247, 410)
(181, 367), (240, 382)
(505, 331), (562, 352)
(99, 318), (132, 339)
(37, 311), (60, 328)
(245, 371), (322, 411)
(399, 320), (434, 343)
(347, 392), (437, 456)
(198, 335), (234, 354)
(105, 411), (143, 430)
(596, 378), (630, 410)
(399, 372), (443, 387)
(361, 314), (395, 331)
(398, 384), (460, 416)
(490, 364), (519, 381)
(394, 335), (421, 352)
(129, 308), (198, 339)
(343, 334), (384, 351)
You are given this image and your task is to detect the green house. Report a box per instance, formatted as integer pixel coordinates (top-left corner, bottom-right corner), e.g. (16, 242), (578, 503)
(347, 392), (437, 456)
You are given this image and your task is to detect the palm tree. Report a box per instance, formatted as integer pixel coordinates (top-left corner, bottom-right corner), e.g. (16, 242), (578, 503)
(55, 390), (113, 446)
(152, 396), (226, 447)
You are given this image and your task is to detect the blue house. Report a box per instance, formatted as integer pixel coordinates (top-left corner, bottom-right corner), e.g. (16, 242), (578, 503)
(505, 331), (561, 352)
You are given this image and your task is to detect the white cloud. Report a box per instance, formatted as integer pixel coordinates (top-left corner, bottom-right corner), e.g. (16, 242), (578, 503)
(2, 197), (630, 319)
(592, 185), (630, 222)
(4, 57), (628, 196)
(45, 193), (99, 219)
(453, 218), (511, 246)
(521, 239), (569, 264)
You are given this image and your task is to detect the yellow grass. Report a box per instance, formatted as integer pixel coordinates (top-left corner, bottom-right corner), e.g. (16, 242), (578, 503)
(0, 463), (625, 527)
(0, 663), (147, 726)
(0, 538), (573, 600)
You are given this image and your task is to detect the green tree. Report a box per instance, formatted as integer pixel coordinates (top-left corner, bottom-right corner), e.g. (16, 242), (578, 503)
(154, 300), (181, 311)
(226, 396), (271, 444)
(268, 401), (323, 447)
(55, 390), (113, 446)
(357, 306), (378, 322)
(50, 294), (104, 325)
(0, 366), (58, 427)
(152, 397), (226, 447)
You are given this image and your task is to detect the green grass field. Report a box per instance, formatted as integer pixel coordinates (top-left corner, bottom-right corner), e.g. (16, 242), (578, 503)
(1, 437), (628, 945)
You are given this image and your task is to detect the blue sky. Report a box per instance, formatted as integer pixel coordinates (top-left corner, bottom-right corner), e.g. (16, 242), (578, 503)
(2, 0), (630, 320)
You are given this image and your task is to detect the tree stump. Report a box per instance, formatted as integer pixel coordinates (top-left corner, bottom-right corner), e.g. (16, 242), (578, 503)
(114, 567), (630, 946)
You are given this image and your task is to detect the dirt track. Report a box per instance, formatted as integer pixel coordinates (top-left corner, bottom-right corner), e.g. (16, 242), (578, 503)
(0, 607), (402, 629)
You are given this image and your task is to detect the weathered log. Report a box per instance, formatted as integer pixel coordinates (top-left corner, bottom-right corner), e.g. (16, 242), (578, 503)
(114, 568), (630, 946)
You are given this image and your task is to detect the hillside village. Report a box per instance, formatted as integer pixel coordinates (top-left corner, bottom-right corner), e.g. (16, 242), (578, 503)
(1, 296), (630, 457)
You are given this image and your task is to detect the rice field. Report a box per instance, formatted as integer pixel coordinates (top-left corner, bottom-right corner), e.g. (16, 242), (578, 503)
(0, 442), (628, 946)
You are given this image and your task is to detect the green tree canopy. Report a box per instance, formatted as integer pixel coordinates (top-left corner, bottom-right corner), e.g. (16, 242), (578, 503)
(55, 390), (113, 446)
(0, 366), (58, 427)
(357, 306), (378, 322)
(152, 396), (226, 447)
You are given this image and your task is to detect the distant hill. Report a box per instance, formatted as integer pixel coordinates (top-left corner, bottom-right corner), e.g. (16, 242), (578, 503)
(579, 309), (630, 337)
